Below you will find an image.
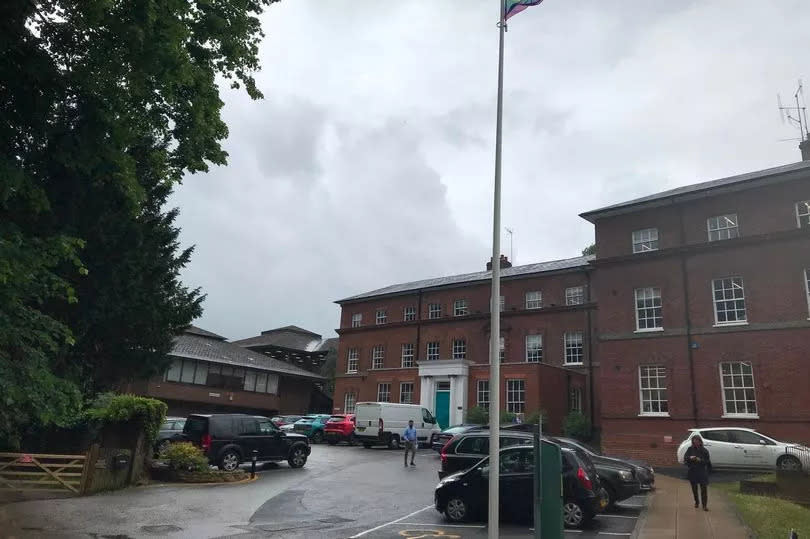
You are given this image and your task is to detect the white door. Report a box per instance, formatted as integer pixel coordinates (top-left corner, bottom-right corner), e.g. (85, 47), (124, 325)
(699, 430), (737, 468)
(729, 430), (769, 468)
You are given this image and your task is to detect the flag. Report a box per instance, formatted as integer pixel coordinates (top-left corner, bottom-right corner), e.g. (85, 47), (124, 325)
(505, 0), (544, 20)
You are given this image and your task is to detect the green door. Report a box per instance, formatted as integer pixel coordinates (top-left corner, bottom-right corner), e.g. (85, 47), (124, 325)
(434, 390), (450, 430)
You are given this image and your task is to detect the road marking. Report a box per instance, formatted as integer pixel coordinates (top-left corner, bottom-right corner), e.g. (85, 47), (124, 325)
(396, 523), (485, 528)
(598, 533), (631, 536)
(616, 504), (643, 508)
(350, 505), (434, 538)
(532, 529), (582, 533)
(598, 514), (638, 519)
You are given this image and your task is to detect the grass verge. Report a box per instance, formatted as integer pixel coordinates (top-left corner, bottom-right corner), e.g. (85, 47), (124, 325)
(714, 481), (810, 539)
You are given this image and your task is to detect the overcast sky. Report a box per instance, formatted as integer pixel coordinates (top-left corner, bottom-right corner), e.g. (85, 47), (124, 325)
(170, 0), (810, 340)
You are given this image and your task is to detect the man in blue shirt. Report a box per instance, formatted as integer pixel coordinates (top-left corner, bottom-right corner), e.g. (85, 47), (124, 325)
(403, 420), (418, 467)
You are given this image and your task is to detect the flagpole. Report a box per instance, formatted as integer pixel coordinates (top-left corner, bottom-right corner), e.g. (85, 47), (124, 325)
(488, 0), (506, 537)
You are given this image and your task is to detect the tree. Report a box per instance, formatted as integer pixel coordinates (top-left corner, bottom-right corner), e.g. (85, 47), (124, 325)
(1, 0), (277, 447)
(582, 243), (596, 256)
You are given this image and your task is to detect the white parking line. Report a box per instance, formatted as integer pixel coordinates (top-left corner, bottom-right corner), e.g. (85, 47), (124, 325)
(616, 504), (643, 508)
(397, 523), (485, 528)
(349, 505), (434, 538)
(598, 514), (638, 519)
(598, 533), (631, 536)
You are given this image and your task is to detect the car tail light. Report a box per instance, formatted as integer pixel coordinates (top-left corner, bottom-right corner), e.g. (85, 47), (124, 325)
(440, 437), (455, 467)
(201, 434), (212, 453)
(577, 467), (593, 491)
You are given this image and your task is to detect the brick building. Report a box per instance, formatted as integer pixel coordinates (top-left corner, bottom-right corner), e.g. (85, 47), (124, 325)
(333, 256), (593, 434)
(582, 160), (810, 465)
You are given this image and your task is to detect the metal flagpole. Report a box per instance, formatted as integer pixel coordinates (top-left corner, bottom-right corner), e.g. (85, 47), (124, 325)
(488, 0), (506, 537)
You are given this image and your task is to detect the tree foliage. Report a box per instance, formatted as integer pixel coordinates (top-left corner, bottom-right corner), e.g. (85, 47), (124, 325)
(0, 0), (277, 448)
(582, 244), (596, 256)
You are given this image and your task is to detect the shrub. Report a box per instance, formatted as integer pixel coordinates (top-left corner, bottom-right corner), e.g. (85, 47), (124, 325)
(465, 406), (488, 424)
(161, 442), (208, 472)
(524, 409), (547, 426)
(500, 410), (517, 424)
(563, 412), (592, 440)
(86, 393), (167, 443)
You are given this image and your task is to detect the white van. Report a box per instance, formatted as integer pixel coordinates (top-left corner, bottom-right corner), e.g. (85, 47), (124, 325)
(354, 402), (441, 449)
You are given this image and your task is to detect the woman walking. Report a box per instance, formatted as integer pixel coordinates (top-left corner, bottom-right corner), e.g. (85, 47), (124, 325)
(684, 435), (711, 511)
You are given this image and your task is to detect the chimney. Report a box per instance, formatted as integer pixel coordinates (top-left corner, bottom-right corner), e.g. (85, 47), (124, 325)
(486, 255), (512, 271)
(801, 137), (810, 161)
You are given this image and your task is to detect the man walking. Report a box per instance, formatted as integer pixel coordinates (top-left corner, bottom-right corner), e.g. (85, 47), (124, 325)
(403, 419), (418, 467)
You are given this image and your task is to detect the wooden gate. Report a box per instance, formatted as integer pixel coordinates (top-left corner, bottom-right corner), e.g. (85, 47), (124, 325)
(0, 452), (89, 495)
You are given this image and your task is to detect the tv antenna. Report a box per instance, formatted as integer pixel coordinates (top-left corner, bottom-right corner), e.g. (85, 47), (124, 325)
(777, 79), (809, 142)
(504, 227), (514, 263)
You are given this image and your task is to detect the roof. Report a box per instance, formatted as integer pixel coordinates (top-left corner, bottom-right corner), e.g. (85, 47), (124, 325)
(184, 325), (227, 341)
(336, 255), (594, 304)
(580, 160), (810, 223)
(232, 326), (336, 354)
(171, 330), (323, 380)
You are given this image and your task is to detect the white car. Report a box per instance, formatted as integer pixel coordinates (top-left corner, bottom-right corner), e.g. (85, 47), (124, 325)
(677, 427), (809, 471)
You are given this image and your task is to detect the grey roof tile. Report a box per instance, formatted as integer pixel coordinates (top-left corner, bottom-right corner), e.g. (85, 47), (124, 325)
(580, 161), (810, 222)
(336, 255), (594, 303)
(184, 325), (227, 341)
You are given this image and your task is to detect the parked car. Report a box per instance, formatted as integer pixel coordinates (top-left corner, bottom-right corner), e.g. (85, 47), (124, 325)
(547, 436), (641, 508)
(434, 445), (606, 528)
(552, 436), (655, 491)
(473, 423), (542, 434)
(677, 427), (810, 471)
(325, 414), (356, 445)
(438, 431), (533, 479)
(431, 425), (481, 452)
(155, 416), (186, 455)
(354, 402), (441, 449)
(180, 413), (311, 471)
(292, 414), (332, 443)
(271, 415), (302, 428)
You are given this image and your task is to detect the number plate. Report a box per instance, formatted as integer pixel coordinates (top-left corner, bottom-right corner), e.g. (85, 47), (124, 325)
(357, 426), (366, 432)
(600, 498), (608, 509)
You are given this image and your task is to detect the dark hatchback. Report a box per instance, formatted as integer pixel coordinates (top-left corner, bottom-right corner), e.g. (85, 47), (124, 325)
(547, 436), (641, 508)
(552, 436), (655, 491)
(431, 425), (481, 452)
(435, 445), (607, 528)
(438, 431), (533, 479)
(180, 413), (311, 471)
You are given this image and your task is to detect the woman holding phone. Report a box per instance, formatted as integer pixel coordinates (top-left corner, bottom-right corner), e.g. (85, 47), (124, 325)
(684, 434), (711, 511)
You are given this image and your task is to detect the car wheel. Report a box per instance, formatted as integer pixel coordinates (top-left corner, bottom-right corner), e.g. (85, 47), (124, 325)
(444, 497), (468, 522)
(603, 486), (617, 510)
(563, 501), (586, 528)
(389, 434), (401, 450)
(327, 438), (337, 446)
(778, 455), (802, 471)
(348, 435), (356, 447)
(362, 442), (372, 449)
(288, 446), (308, 468)
(219, 450), (240, 472)
(312, 431), (324, 444)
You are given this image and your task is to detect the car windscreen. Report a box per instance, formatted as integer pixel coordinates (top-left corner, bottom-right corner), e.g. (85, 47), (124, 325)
(297, 417), (315, 423)
(328, 416), (346, 422)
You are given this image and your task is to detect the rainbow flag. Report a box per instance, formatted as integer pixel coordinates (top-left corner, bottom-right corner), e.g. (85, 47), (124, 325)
(505, 0), (544, 20)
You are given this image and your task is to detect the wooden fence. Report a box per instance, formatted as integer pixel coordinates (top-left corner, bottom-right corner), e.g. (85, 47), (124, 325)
(0, 452), (89, 495)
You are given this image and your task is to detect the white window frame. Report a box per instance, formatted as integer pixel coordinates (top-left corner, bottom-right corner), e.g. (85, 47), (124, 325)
(428, 303), (442, 319)
(565, 286), (585, 306)
(401, 343), (415, 368)
(569, 387), (583, 414)
(377, 383), (391, 403)
(426, 341), (440, 361)
(506, 379), (525, 414)
(632, 228), (659, 253)
(399, 382), (414, 404)
(371, 345), (384, 370)
(454, 299), (468, 317)
(477, 380), (490, 410)
(375, 309), (387, 325)
(796, 200), (810, 228)
(805, 268), (810, 318)
(712, 277), (748, 326)
(452, 338), (466, 360)
(707, 213), (739, 242)
(635, 287), (663, 331)
(525, 291), (542, 310)
(720, 362), (758, 418)
(638, 365), (669, 417)
(404, 306), (417, 322)
(347, 348), (358, 374)
(525, 335), (542, 363)
(344, 392), (356, 413)
(564, 332), (584, 365)
(351, 313), (362, 328)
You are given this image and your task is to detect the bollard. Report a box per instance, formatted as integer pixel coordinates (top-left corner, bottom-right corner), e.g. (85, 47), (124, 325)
(251, 449), (258, 478)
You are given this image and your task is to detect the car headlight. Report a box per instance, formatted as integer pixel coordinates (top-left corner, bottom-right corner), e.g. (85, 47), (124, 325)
(618, 470), (633, 481)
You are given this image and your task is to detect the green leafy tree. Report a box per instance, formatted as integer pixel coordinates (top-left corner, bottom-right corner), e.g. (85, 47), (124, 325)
(1, 0), (277, 447)
(582, 243), (596, 256)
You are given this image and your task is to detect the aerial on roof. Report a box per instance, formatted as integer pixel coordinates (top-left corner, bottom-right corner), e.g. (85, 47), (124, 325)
(336, 255), (593, 304)
(172, 329), (323, 380)
(580, 160), (810, 222)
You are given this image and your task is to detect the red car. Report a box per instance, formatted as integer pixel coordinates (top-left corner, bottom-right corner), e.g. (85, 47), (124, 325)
(325, 414), (356, 445)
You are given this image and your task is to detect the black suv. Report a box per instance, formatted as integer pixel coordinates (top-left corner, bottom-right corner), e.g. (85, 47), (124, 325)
(438, 431), (533, 478)
(434, 445), (606, 528)
(180, 414), (311, 471)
